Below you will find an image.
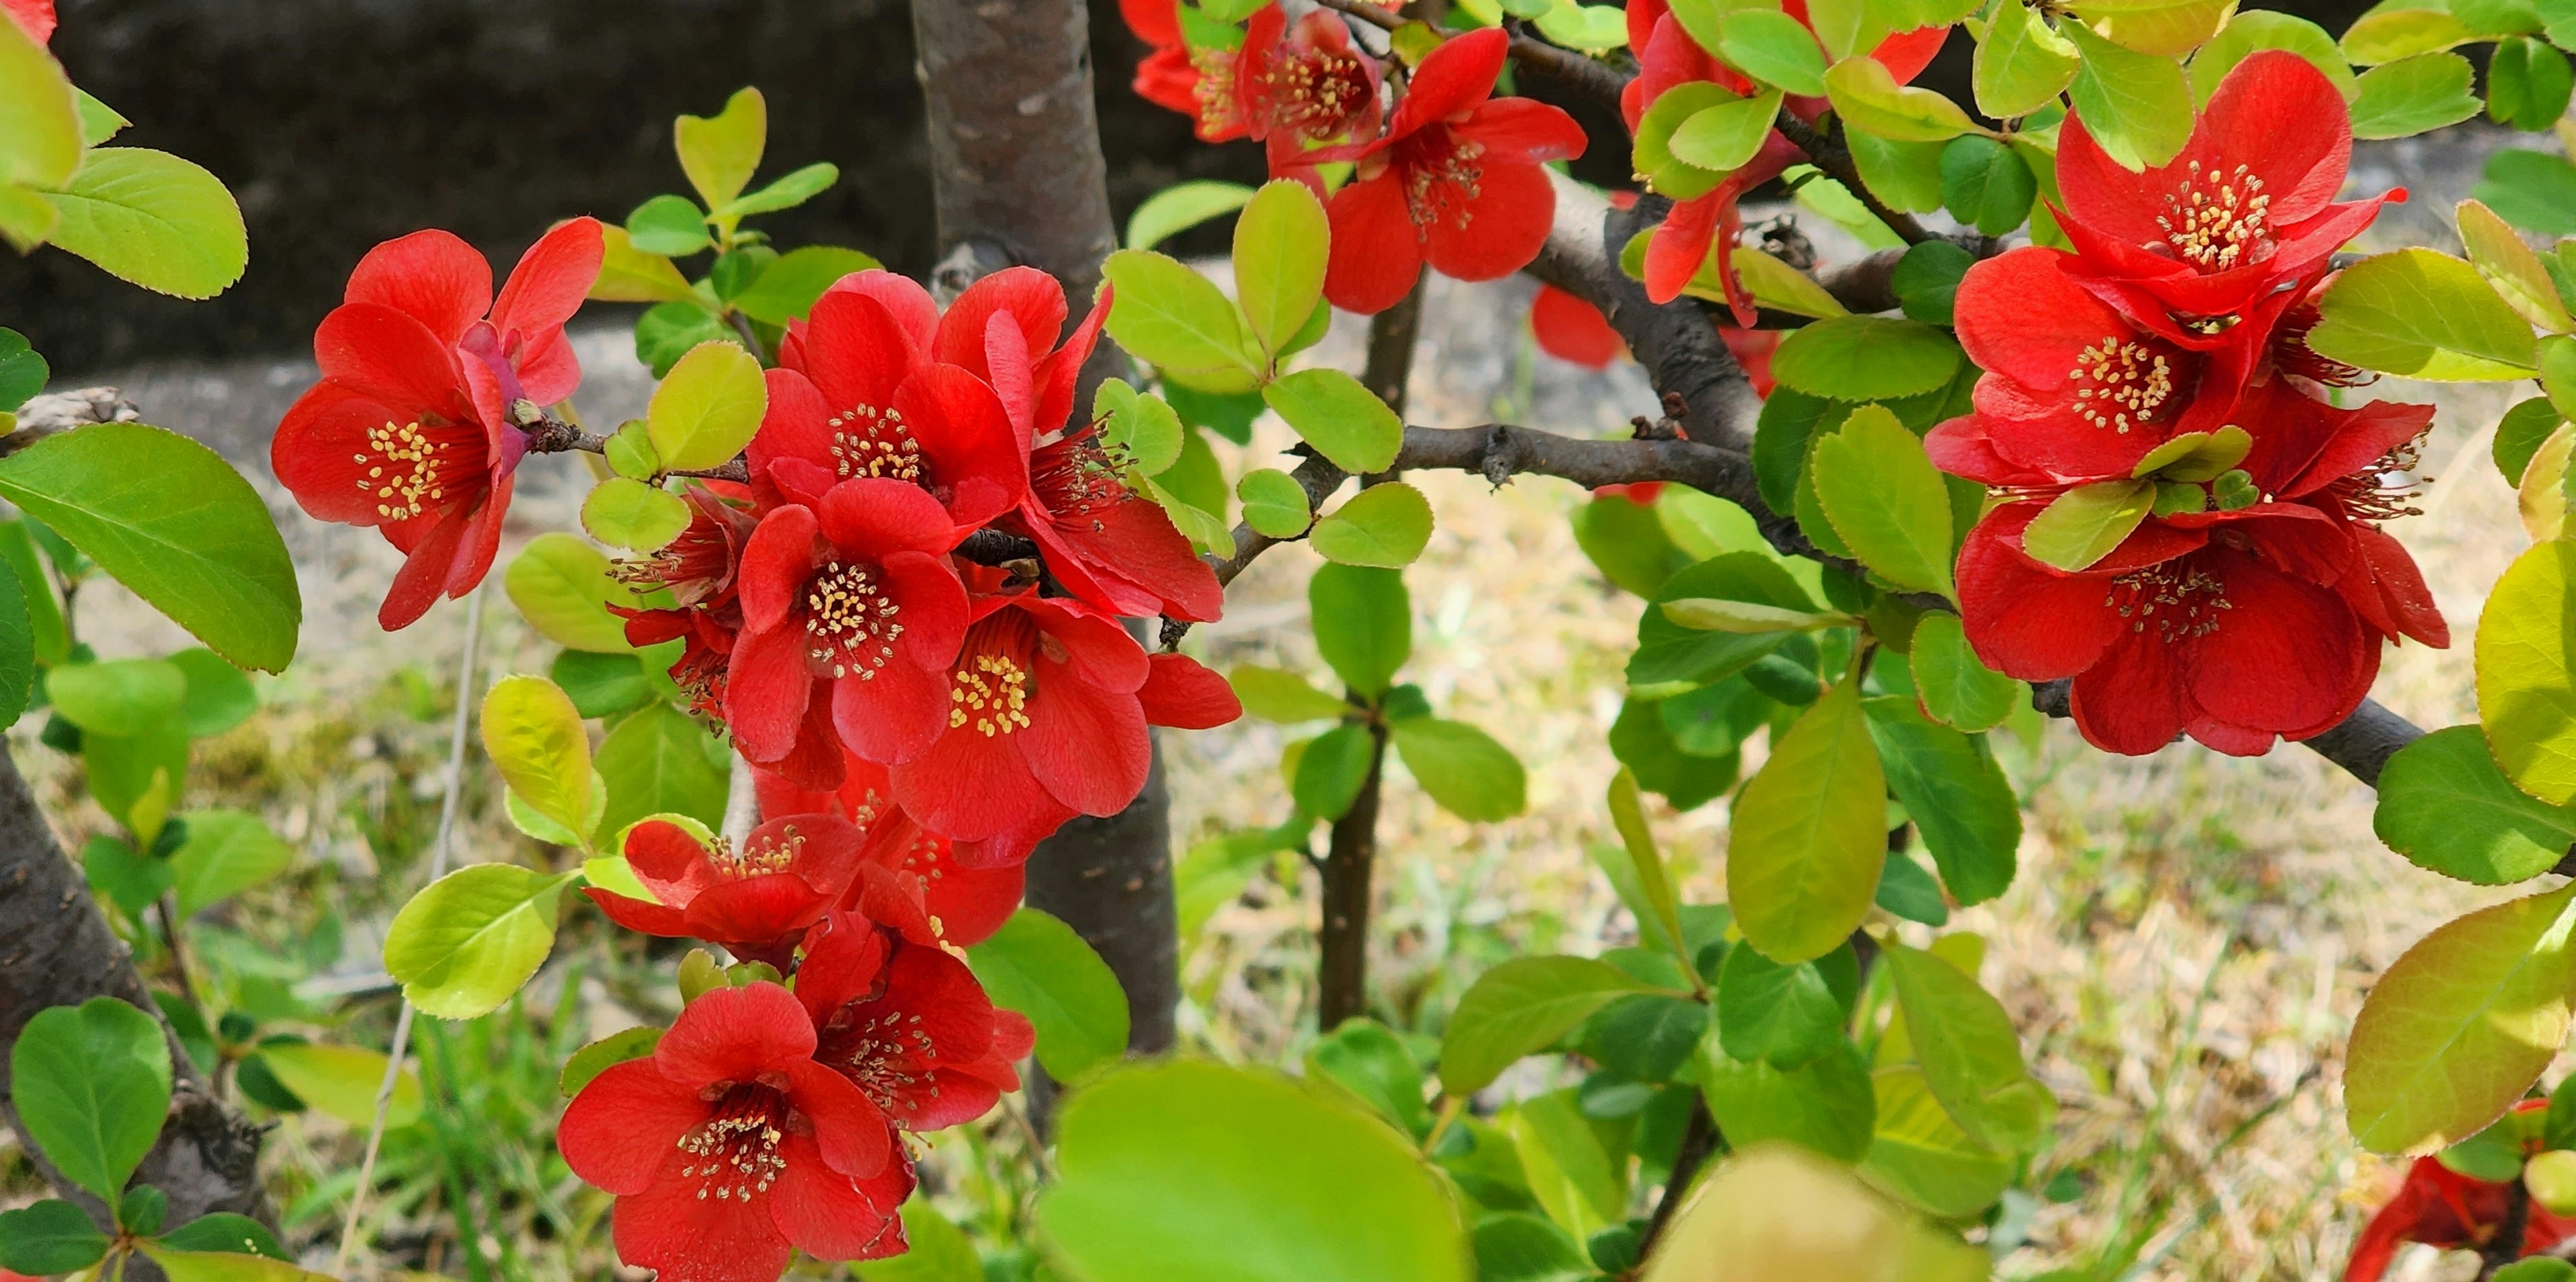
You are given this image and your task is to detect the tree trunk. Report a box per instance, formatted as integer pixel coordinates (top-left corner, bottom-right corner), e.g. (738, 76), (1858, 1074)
(0, 748), (269, 1269)
(1315, 722), (1387, 1032)
(910, 0), (1181, 1063)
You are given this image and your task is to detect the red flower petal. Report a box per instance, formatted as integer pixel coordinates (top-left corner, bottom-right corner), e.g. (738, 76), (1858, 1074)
(1424, 156), (1556, 283)
(819, 477), (961, 562)
(583, 886), (694, 937)
(557, 1059), (707, 1195)
(490, 216), (604, 341)
(1025, 598), (1152, 692)
(312, 302), (470, 419)
(625, 819), (720, 902)
(783, 1059), (894, 1179)
(1953, 504), (2130, 680)
(378, 506), (472, 631)
(345, 229), (492, 348)
(820, 270), (940, 366)
(891, 364), (1030, 529)
(684, 876), (836, 958)
(612, 1148), (795, 1282)
(1021, 663), (1152, 817)
(2352, 523), (2449, 647)
(2061, 50), (2351, 252)
(1645, 191), (1725, 307)
(2282, 398), (2434, 499)
(1324, 174), (1426, 315)
(654, 982), (817, 1092)
(1120, 0), (1181, 48)
(798, 290), (918, 426)
(1389, 28), (1508, 138)
(1035, 288), (1110, 440)
(1532, 284), (1623, 368)
(2181, 546), (2365, 735)
(4, 0), (54, 44)
(832, 648), (951, 765)
(767, 1133), (910, 1264)
(1458, 97), (1589, 164)
(726, 623), (818, 763)
(939, 266), (1067, 387)
(2069, 626), (2190, 754)
(1137, 653), (1242, 729)
(888, 707), (1059, 845)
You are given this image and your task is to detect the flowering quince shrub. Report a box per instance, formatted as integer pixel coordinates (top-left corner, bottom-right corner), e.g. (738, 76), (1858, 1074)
(28, 2), (2576, 1281)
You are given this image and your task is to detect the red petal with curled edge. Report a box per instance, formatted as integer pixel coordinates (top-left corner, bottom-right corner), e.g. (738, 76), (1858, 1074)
(782, 1060), (894, 1181)
(737, 504), (820, 635)
(1388, 28), (1507, 140)
(346, 229), (492, 346)
(651, 982), (816, 1091)
(625, 818), (719, 906)
(556, 1059), (705, 1195)
(1953, 504), (2129, 680)
(800, 289), (918, 426)
(937, 266), (1067, 385)
(1138, 653), (1242, 729)
(2059, 50), (2351, 251)
(490, 216), (604, 340)
(2353, 523), (2449, 647)
(1323, 174), (1424, 315)
(1645, 191), (1724, 307)
(378, 506), (470, 631)
(2180, 545), (2365, 735)
(313, 301), (471, 420)
(749, 367), (839, 483)
(891, 363), (1029, 529)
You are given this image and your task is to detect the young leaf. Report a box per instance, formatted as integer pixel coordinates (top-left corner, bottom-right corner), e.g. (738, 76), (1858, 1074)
(624, 193), (710, 256)
(2063, 23), (2194, 170)
(0, 17), (80, 195)
(729, 245), (881, 325)
(1717, 943), (1849, 1067)
(2480, 541), (2576, 804)
(1909, 612), (2019, 733)
(1668, 89), (1787, 172)
(593, 702), (729, 843)
(1938, 136), (2037, 237)
(1237, 467), (1314, 538)
(1719, 11), (1828, 95)
(1311, 480), (1434, 568)
(1390, 716), (1525, 822)
(1229, 665), (1348, 723)
(582, 478), (692, 553)
(674, 87), (766, 211)
(1860, 1067), (2013, 1218)
(0, 1200), (109, 1276)
(482, 675), (596, 839)
(2349, 52), (2485, 139)
(2375, 726), (2576, 884)
(47, 657), (186, 737)
(1293, 723), (1378, 820)
(10, 998), (171, 1203)
(2347, 881), (2576, 1153)
(1263, 367), (1404, 474)
(967, 907), (1131, 1081)
(2311, 248), (2538, 379)
(1309, 562), (1411, 697)
(1823, 56), (1976, 141)
(169, 810), (292, 918)
(1809, 405), (1957, 599)
(1126, 179), (1258, 251)
(1770, 316), (1962, 401)
(0, 423), (299, 672)
(647, 341), (766, 472)
(2189, 11), (2357, 104)
(255, 1042), (421, 1129)
(1036, 1061), (1469, 1282)
(1700, 1043), (1876, 1161)
(1440, 956), (1656, 1095)
(504, 533), (637, 653)
(2070, 0), (2234, 56)
(1974, 1), (2082, 119)
(2502, 396), (2568, 486)
(1883, 942), (2053, 1153)
(2021, 479), (2153, 572)
(1728, 677), (1887, 964)
(558, 1027), (664, 1098)
(722, 162), (838, 217)
(382, 864), (581, 1020)
(2461, 199), (2576, 333)
(590, 225), (699, 304)
(1234, 180), (1330, 358)
(40, 148), (247, 299)
(1101, 249), (1262, 383)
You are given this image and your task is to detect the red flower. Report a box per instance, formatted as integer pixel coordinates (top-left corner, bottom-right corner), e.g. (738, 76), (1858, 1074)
(1239, 6), (1384, 176)
(794, 910), (1035, 1132)
(583, 813), (867, 969)
(725, 479), (971, 771)
(755, 751), (1026, 947)
(2056, 51), (2400, 333)
(1117, 0), (1251, 141)
(274, 219), (604, 629)
(1316, 29), (1588, 315)
(5, 0), (53, 42)
(1951, 381), (2445, 756)
(2347, 1104), (2576, 1281)
(881, 580), (1240, 866)
(755, 272), (1028, 535)
(557, 983), (910, 1282)
(1941, 246), (2301, 482)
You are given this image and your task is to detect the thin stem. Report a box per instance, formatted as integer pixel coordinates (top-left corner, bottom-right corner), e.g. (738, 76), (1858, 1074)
(2485, 1175), (2534, 1275)
(1638, 1098), (1717, 1260)
(1362, 280), (1427, 420)
(1316, 716), (1388, 1032)
(1772, 113), (1935, 246)
(154, 892), (205, 1018)
(725, 309), (767, 365)
(334, 580), (487, 1274)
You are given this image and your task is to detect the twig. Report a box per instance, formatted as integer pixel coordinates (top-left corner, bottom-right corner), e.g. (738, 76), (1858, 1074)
(516, 407), (749, 482)
(2484, 1175), (2534, 1275)
(1313, 0), (1402, 30)
(335, 580), (486, 1274)
(1772, 113), (1935, 247)
(1638, 1098), (1717, 1260)
(725, 309), (767, 364)
(1499, 20), (1631, 117)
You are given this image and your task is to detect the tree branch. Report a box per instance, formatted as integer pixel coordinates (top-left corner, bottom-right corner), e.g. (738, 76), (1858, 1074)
(1772, 113), (1935, 247)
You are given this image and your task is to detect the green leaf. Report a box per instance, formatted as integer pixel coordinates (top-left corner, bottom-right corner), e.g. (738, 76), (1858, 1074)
(1884, 942), (2053, 1153)
(11, 997), (170, 1202)
(581, 478), (692, 553)
(1732, 247), (1851, 320)
(1720, 11), (1829, 95)
(85, 833), (170, 915)
(647, 340), (766, 472)
(2314, 248), (2538, 379)
(2130, 425), (2254, 482)
(2483, 541), (2576, 804)
(722, 162), (837, 217)
(1264, 368), (1404, 475)
(1975, 1), (2082, 119)
(1824, 56), (1976, 141)
(2481, 150), (2576, 237)
(2490, 37), (2576, 130)
(635, 299), (736, 378)
(256, 1042), (420, 1129)
(382, 864), (580, 1020)
(1310, 562), (1411, 697)
(552, 649), (652, 719)
(1810, 405), (1957, 598)
(1037, 1059), (1468, 1282)
(1607, 768), (1691, 966)
(1312, 481), (1434, 568)
(1095, 379), (1184, 475)
(2347, 881), (2576, 1153)
(83, 724), (189, 844)
(590, 225), (699, 305)
(1938, 136), (2037, 237)
(0, 17), (79, 194)
(1294, 723), (1378, 820)
(504, 532), (637, 653)
(1235, 180), (1330, 359)
(0, 556), (36, 729)
(674, 87), (766, 210)
(558, 1026), (664, 1098)
(2071, 0), (2233, 55)
(0, 423), (299, 671)
(729, 245), (882, 325)
(2498, 1260), (2576, 1282)
(0, 327), (46, 409)
(47, 657), (185, 736)
(0, 1200), (109, 1275)
(1308, 1018), (1434, 1137)
(2340, 6), (2475, 64)
(1700, 1042), (1876, 1161)
(1888, 239), (1974, 327)
(2463, 200), (2575, 334)
(136, 1244), (339, 1281)
(1228, 665), (1347, 723)
(624, 193), (710, 256)
(1669, 89), (1787, 172)
(2376, 725), (2576, 884)
(1471, 1212), (1592, 1282)
(1440, 956), (1655, 1096)
(170, 648), (256, 740)
(1127, 179), (1258, 251)
(967, 906), (1131, 1081)
(1728, 677), (1886, 964)
(2063, 22), (2194, 170)
(854, 1197), (986, 1282)
(1534, 1), (1631, 50)
(2188, 10), (2357, 104)
(1908, 612), (2019, 733)
(156, 1213), (289, 1260)
(482, 675), (596, 839)
(1102, 249), (1261, 382)
(1717, 943), (1849, 1067)
(1628, 553), (1818, 694)
(41, 148), (247, 299)
(2021, 479), (2153, 571)
(594, 701), (729, 844)
(1633, 81), (1742, 199)
(1238, 467), (1314, 538)
(1391, 716), (1525, 822)
(1860, 1066), (2012, 1218)
(170, 810), (291, 918)
(1770, 316), (1962, 401)
(1508, 1088), (1627, 1238)
(610, 423), (661, 482)
(2349, 52), (2484, 139)
(1864, 697), (2021, 906)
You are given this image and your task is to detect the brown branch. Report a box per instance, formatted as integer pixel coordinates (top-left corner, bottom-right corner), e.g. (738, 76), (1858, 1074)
(1314, 0), (1403, 30)
(1502, 23), (1631, 119)
(516, 409), (748, 482)
(1772, 113), (1935, 248)
(1639, 1098), (1717, 1259)
(1317, 718), (1388, 1031)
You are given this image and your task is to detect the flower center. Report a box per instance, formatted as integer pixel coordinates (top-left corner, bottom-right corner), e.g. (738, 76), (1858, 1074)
(804, 561), (904, 681)
(828, 405), (924, 483)
(1401, 132), (1485, 233)
(355, 419), (460, 521)
(1192, 47), (1246, 134)
(950, 651), (1032, 737)
(708, 828), (802, 879)
(2106, 559), (2233, 643)
(822, 1004), (943, 1121)
(1031, 427), (1129, 527)
(675, 1082), (791, 1204)
(2159, 160), (2271, 272)
(2324, 439), (2430, 525)
(2070, 336), (2177, 434)
(1262, 48), (1371, 141)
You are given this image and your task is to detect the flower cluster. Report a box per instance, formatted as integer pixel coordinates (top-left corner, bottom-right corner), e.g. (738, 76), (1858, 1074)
(1933, 52), (2446, 756)
(2345, 1104), (2576, 1279)
(1118, 5), (1585, 314)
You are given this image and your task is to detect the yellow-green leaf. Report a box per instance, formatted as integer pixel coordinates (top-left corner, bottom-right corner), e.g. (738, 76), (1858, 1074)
(589, 225), (700, 305)
(675, 87), (767, 210)
(481, 675), (596, 838)
(382, 864), (581, 1020)
(256, 1042), (422, 1129)
(1976, 1), (2083, 119)
(2461, 199), (2576, 332)
(2312, 248), (2540, 380)
(1234, 180), (1330, 359)
(1729, 676), (1887, 964)
(2021, 479), (2153, 571)
(504, 533), (637, 653)
(647, 340), (767, 472)
(0, 15), (80, 193)
(1810, 404), (1957, 598)
(2064, 23), (2194, 170)
(2481, 541), (2576, 805)
(1825, 56), (1978, 142)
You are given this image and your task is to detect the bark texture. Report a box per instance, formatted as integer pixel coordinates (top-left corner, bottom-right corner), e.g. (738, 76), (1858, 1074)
(0, 749), (269, 1267)
(910, 0), (1181, 1057)
(1316, 724), (1388, 1032)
